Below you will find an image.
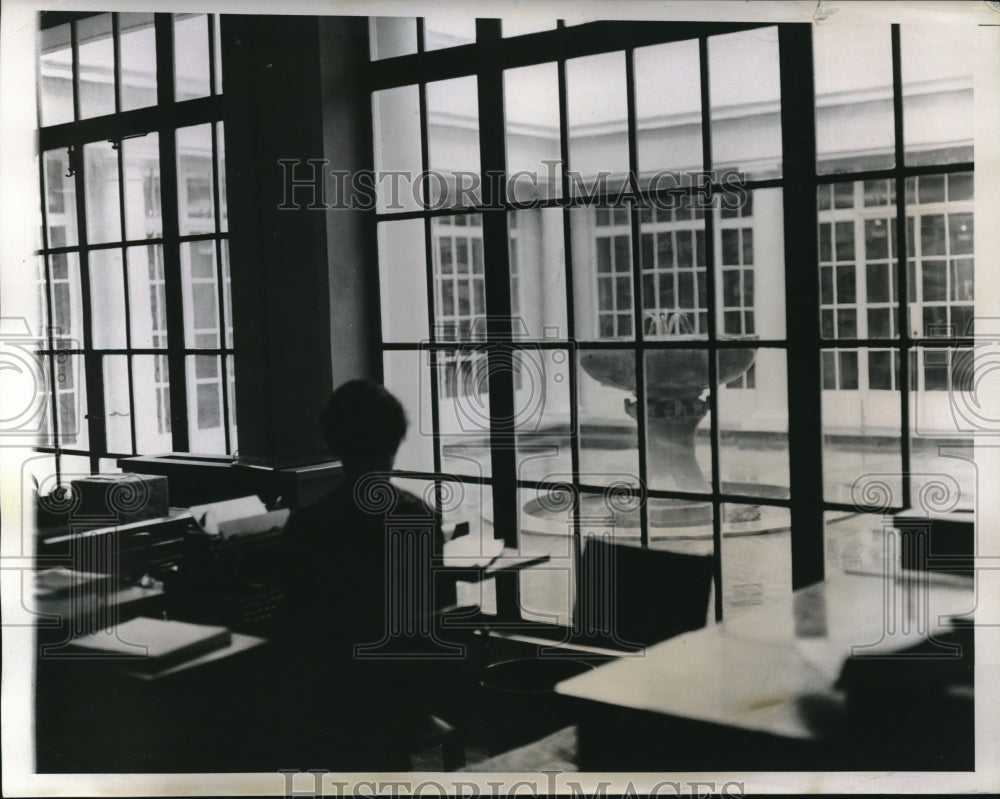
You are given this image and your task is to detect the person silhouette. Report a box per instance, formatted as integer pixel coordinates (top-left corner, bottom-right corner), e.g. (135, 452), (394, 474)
(277, 379), (456, 770)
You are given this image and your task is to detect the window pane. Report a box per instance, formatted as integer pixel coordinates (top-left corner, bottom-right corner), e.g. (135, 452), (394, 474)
(226, 354), (238, 453)
(103, 355), (132, 454)
(369, 17), (418, 60)
(84, 140), (121, 244)
(44, 149), (79, 247)
(209, 15), (222, 93)
(949, 213), (973, 255)
(642, 348), (714, 503)
(220, 240), (233, 348)
(423, 16), (476, 51)
(378, 219), (428, 341)
(720, 504), (791, 617)
(578, 348), (639, 488)
(174, 14), (211, 101)
(635, 39), (702, 178)
(426, 76), (480, 207)
(38, 23), (74, 126)
(709, 27), (782, 179)
(437, 349), (492, 478)
(180, 240), (219, 348)
(88, 249), (127, 349)
(56, 353), (89, 451)
(719, 349), (789, 499)
(77, 14), (115, 119)
(432, 214), (484, 343)
(216, 122), (227, 232)
(176, 124), (216, 235)
(132, 355), (171, 452)
(47, 252), (84, 345)
(822, 349), (903, 506)
(868, 349), (895, 389)
(911, 347), (975, 511)
(518, 485), (576, 625)
(186, 355), (225, 453)
(127, 245), (167, 349)
(813, 26), (894, 173)
(119, 13), (157, 112)
(716, 187), (784, 339)
(504, 62), (562, 202)
(372, 85), (422, 213)
(514, 348), (572, 481)
(567, 51), (628, 197)
(901, 25), (973, 166)
(509, 208), (567, 339)
(382, 350), (434, 472)
(574, 206), (633, 342)
(122, 133), (161, 240)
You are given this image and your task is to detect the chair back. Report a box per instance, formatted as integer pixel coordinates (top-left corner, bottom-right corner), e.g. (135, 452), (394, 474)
(572, 536), (714, 649)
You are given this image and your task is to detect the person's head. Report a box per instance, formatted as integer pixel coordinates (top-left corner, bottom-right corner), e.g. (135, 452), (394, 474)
(321, 379), (407, 472)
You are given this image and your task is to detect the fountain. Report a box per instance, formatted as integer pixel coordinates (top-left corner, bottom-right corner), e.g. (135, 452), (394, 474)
(584, 311), (755, 526)
(521, 311), (757, 532)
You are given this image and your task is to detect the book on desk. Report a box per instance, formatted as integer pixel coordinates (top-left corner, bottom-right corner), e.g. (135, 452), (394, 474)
(64, 616), (232, 671)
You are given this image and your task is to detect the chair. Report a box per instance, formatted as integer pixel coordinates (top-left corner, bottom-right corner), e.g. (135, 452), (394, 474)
(571, 536), (715, 650)
(473, 537), (714, 754)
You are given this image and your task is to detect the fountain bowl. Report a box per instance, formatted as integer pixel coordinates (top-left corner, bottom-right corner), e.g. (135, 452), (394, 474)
(580, 340), (756, 398)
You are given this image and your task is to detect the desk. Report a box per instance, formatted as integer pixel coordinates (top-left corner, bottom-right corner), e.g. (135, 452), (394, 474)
(30, 580), (167, 646)
(35, 624), (273, 773)
(556, 571), (975, 770)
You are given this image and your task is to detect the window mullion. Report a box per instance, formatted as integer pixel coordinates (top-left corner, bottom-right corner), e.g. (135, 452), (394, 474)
(697, 35), (725, 619)
(155, 13), (190, 451)
(891, 23), (913, 510)
(778, 23), (825, 589)
(477, 19), (521, 619)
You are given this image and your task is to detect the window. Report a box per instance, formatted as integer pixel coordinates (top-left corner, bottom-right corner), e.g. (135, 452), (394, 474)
(814, 23), (975, 554)
(370, 20), (793, 625)
(368, 17), (974, 626)
(35, 12), (236, 478)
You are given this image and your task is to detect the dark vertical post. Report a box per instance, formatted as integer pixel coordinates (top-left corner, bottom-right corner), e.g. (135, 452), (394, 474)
(221, 15), (344, 466)
(698, 36), (725, 620)
(779, 24), (825, 589)
(155, 13), (190, 452)
(477, 18), (520, 619)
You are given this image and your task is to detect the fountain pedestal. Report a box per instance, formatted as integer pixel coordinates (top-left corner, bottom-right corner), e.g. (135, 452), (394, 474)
(628, 396), (713, 526)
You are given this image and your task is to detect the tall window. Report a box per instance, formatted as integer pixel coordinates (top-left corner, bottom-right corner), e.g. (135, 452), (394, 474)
(369, 18), (974, 625)
(35, 12), (236, 479)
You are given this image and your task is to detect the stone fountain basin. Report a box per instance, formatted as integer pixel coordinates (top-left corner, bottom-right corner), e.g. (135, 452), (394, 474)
(580, 341), (756, 397)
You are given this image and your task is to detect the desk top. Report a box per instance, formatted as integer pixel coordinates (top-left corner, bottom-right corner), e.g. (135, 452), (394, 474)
(555, 571), (975, 741)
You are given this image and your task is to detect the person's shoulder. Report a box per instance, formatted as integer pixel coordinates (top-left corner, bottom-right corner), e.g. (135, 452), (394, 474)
(390, 486), (436, 520)
(284, 490), (343, 537)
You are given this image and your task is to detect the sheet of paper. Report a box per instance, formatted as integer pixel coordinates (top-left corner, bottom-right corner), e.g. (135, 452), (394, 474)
(443, 534), (504, 568)
(188, 495), (268, 534)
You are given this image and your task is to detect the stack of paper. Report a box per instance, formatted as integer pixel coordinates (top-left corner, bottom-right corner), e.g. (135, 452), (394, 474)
(31, 567), (110, 598)
(67, 616), (232, 670)
(188, 495), (290, 540)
